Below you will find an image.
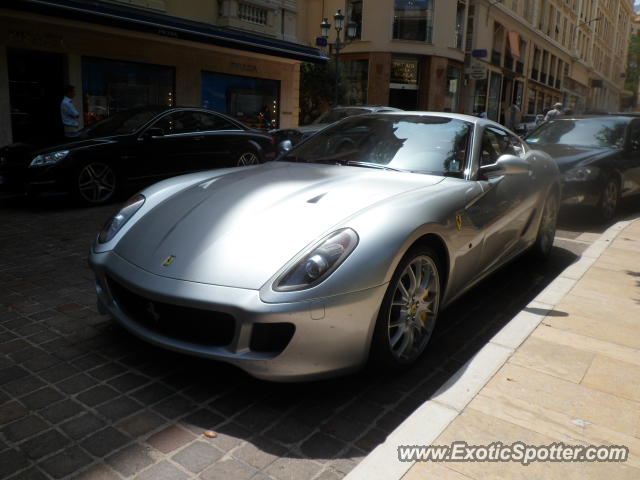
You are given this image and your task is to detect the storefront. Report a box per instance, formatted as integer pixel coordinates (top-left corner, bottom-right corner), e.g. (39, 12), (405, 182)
(0, 0), (325, 147)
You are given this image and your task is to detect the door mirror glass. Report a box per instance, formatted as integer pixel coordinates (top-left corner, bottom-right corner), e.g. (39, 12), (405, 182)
(278, 139), (293, 154)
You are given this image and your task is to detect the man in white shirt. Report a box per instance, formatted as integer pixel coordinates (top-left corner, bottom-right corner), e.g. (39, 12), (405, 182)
(544, 102), (562, 122)
(61, 85), (81, 138)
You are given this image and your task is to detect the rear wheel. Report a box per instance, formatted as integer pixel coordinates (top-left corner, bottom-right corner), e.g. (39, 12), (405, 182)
(237, 148), (261, 166)
(74, 161), (118, 205)
(370, 246), (441, 369)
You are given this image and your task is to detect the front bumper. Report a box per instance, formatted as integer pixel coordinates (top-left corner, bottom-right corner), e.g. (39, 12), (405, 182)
(89, 250), (386, 381)
(560, 180), (602, 207)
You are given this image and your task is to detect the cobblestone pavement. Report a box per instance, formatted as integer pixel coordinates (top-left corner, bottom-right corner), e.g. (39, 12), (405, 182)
(0, 193), (603, 480)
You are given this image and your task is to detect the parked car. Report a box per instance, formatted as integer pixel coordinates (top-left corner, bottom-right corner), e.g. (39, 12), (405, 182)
(525, 115), (640, 221)
(90, 112), (560, 381)
(274, 105), (402, 145)
(0, 106), (276, 205)
(515, 114), (543, 136)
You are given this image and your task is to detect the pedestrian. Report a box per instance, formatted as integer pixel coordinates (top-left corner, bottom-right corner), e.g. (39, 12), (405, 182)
(61, 85), (81, 138)
(507, 101), (521, 131)
(544, 102), (562, 122)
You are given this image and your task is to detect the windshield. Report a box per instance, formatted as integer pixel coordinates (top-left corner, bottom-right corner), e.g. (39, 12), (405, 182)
(526, 118), (629, 149)
(284, 115), (472, 176)
(81, 108), (164, 138)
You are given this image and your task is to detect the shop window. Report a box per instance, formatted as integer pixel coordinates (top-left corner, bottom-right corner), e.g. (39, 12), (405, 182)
(393, 0), (433, 43)
(201, 71), (280, 129)
(347, 0), (363, 40)
(82, 57), (175, 126)
(342, 59), (369, 105)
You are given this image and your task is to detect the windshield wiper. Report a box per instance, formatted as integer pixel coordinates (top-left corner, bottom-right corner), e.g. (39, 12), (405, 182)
(344, 161), (402, 172)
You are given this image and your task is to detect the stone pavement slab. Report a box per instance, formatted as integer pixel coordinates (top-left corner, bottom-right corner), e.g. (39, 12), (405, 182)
(346, 219), (640, 480)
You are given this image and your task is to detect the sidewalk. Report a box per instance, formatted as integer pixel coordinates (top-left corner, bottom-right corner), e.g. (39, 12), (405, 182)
(347, 218), (640, 480)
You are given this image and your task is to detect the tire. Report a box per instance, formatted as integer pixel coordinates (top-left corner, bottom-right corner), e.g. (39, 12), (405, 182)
(236, 147), (262, 167)
(598, 177), (619, 222)
(370, 246), (442, 370)
(530, 191), (558, 259)
(73, 161), (118, 206)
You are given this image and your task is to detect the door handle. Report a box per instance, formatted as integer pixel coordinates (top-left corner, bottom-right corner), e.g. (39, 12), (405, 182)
(193, 136), (205, 141)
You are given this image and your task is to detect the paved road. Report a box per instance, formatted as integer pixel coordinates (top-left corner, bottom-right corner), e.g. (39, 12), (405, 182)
(0, 193), (637, 480)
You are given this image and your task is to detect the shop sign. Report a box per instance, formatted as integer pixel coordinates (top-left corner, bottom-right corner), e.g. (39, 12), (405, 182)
(467, 61), (487, 80)
(391, 60), (418, 85)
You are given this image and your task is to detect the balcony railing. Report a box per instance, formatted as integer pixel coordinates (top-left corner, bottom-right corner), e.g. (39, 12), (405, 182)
(238, 3), (268, 25)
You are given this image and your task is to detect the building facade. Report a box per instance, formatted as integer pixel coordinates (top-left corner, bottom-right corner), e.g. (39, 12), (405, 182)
(299, 0), (633, 122)
(299, 0), (469, 112)
(0, 0), (325, 147)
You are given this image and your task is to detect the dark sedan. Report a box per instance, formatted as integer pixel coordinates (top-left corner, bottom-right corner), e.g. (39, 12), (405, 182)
(0, 106), (276, 205)
(525, 115), (640, 221)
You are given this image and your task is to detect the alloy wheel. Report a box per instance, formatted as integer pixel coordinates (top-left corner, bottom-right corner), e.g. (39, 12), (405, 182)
(538, 194), (558, 255)
(386, 255), (440, 363)
(77, 162), (116, 204)
(601, 179), (618, 221)
(237, 152), (259, 166)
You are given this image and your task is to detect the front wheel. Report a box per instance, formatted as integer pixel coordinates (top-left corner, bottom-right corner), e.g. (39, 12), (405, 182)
(236, 148), (261, 166)
(74, 161), (118, 205)
(370, 246), (441, 369)
(530, 191), (558, 259)
(598, 177), (619, 222)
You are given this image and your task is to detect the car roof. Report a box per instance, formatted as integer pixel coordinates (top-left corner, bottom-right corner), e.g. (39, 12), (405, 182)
(331, 105), (403, 112)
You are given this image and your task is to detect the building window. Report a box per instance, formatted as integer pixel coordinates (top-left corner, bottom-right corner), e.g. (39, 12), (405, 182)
(491, 22), (504, 66)
(393, 0), (434, 43)
(82, 57), (175, 125)
(238, 3), (268, 25)
(347, 0), (363, 40)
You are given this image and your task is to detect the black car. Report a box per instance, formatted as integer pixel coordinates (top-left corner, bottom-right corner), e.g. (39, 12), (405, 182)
(0, 106), (276, 205)
(525, 115), (640, 221)
(273, 106), (402, 146)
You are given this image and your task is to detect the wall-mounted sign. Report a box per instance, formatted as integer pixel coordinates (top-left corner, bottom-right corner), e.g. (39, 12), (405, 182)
(467, 61), (487, 80)
(391, 59), (418, 85)
(471, 49), (488, 58)
(316, 37), (327, 47)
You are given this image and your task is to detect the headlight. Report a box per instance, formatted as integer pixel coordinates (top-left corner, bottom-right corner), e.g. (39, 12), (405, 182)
(563, 166), (599, 182)
(30, 150), (69, 167)
(98, 194), (145, 244)
(274, 228), (359, 291)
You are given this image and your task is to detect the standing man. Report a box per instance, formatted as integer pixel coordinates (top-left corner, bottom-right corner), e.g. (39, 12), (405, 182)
(544, 102), (563, 122)
(61, 85), (81, 138)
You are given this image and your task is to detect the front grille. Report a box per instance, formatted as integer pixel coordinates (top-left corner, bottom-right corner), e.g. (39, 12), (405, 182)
(107, 277), (235, 347)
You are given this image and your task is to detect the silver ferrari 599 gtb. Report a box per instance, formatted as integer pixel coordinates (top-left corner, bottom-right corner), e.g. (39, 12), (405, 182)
(89, 112), (560, 381)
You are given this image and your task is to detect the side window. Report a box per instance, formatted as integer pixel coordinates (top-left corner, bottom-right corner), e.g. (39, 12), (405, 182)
(150, 111), (199, 135)
(481, 128), (523, 166)
(196, 113), (241, 131)
(629, 121), (640, 151)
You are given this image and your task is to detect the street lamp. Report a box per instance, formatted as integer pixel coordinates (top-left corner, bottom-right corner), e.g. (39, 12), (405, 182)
(320, 9), (358, 105)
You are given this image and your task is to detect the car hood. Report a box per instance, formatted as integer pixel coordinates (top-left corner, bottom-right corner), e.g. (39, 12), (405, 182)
(530, 144), (615, 172)
(115, 162), (444, 289)
(35, 137), (118, 155)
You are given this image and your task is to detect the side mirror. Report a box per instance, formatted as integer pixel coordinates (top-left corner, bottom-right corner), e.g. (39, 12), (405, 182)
(278, 139), (293, 155)
(140, 127), (164, 140)
(479, 154), (530, 178)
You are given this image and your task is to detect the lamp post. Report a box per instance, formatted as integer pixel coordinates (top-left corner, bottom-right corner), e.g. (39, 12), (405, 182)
(320, 10), (358, 105)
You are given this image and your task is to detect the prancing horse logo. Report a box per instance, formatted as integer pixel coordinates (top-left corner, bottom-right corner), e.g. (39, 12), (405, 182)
(455, 213), (463, 231)
(162, 255), (175, 267)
